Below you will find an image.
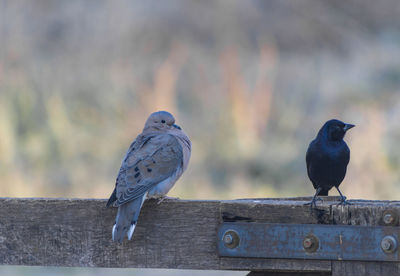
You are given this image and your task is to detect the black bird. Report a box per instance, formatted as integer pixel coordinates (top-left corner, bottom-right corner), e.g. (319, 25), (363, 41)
(306, 119), (355, 208)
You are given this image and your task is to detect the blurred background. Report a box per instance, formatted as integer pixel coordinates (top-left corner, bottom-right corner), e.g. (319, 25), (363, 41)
(1, 0), (400, 275)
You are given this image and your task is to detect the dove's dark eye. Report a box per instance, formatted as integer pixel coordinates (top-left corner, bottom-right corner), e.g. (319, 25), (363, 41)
(161, 120), (166, 124)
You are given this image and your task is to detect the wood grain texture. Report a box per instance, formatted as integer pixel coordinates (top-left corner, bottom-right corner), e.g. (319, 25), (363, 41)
(331, 261), (400, 276)
(221, 258), (331, 272)
(1, 197), (400, 274)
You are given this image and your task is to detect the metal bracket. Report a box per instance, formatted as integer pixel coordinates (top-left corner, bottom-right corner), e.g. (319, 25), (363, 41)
(218, 222), (399, 262)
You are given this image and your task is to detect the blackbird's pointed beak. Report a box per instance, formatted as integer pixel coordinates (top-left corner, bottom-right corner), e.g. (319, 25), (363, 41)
(344, 124), (355, 132)
(173, 124), (181, 130)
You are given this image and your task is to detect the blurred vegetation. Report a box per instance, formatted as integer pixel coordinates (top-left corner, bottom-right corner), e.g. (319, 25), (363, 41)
(1, 0), (400, 201)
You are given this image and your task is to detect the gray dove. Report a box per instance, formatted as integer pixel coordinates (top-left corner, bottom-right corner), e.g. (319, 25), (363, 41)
(107, 111), (191, 242)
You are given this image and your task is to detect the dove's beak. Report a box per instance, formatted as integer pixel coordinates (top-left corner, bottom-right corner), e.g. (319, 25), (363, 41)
(344, 124), (355, 132)
(173, 124), (181, 130)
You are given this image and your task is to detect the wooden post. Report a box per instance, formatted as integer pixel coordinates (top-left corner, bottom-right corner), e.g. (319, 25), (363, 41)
(0, 197), (399, 275)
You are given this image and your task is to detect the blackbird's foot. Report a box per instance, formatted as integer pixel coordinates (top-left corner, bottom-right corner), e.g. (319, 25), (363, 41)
(335, 187), (352, 206)
(305, 188), (324, 212)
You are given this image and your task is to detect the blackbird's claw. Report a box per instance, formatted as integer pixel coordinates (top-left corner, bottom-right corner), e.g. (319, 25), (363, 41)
(336, 187), (352, 205)
(338, 196), (352, 206)
(336, 187), (352, 206)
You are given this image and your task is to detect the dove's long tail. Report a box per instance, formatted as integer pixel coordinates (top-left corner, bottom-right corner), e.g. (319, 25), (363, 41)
(112, 193), (147, 242)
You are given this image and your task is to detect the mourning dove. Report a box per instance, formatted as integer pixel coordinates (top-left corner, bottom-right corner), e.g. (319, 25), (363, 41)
(107, 111), (191, 242)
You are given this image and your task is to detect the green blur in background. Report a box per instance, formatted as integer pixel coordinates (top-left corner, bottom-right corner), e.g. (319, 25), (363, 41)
(1, 0), (400, 275)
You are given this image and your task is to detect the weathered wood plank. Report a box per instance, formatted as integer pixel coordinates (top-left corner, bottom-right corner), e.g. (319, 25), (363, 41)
(1, 197), (400, 273)
(221, 198), (333, 224)
(331, 261), (400, 276)
(0, 198), (220, 269)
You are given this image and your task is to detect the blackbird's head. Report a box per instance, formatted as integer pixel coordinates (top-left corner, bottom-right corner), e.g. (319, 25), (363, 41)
(319, 119), (355, 141)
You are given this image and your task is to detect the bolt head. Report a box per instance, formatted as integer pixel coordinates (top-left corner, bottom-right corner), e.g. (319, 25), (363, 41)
(382, 239), (392, 251)
(382, 210), (398, 226)
(303, 234), (319, 252)
(381, 236), (398, 254)
(383, 214), (394, 225)
(222, 230), (240, 249)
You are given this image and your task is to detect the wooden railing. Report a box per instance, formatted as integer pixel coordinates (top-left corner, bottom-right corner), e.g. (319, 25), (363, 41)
(1, 197), (399, 275)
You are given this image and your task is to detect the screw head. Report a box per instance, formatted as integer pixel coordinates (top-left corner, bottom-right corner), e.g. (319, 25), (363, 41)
(222, 230), (240, 249)
(381, 236), (398, 254)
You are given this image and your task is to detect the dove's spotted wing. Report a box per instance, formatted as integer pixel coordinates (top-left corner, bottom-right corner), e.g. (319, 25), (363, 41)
(115, 133), (183, 206)
(106, 139), (137, 207)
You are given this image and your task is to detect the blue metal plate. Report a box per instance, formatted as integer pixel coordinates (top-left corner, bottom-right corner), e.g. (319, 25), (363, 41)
(218, 223), (399, 262)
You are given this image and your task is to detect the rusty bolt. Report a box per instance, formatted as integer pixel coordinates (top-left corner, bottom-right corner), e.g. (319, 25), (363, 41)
(303, 234), (319, 253)
(303, 237), (313, 249)
(222, 230), (240, 249)
(381, 236), (397, 254)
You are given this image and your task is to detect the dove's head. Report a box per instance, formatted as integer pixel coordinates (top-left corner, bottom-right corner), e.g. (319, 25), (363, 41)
(144, 111), (182, 132)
